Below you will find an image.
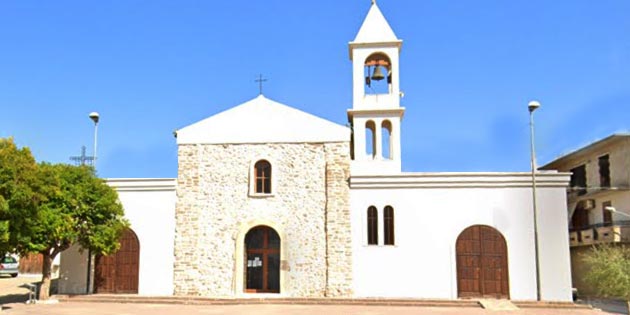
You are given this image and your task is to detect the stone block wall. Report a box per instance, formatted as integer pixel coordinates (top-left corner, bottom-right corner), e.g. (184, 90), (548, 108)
(173, 142), (352, 297)
(323, 143), (353, 296)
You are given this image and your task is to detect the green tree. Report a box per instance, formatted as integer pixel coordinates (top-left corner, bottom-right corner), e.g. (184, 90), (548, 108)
(0, 138), (40, 254)
(0, 138), (129, 300)
(582, 244), (630, 308)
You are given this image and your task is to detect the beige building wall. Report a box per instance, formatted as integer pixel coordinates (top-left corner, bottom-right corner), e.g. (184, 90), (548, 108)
(173, 142), (352, 297)
(542, 135), (630, 297)
(543, 136), (630, 225)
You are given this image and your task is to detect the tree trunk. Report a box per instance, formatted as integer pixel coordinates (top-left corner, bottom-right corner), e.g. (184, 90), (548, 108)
(39, 252), (54, 300)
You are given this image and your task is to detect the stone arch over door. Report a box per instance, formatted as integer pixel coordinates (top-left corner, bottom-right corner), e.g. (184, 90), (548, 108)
(233, 220), (287, 295)
(94, 228), (140, 293)
(456, 225), (509, 299)
(244, 226), (280, 293)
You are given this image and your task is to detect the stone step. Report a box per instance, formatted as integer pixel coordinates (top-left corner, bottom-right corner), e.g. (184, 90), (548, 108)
(479, 299), (519, 311)
(52, 295), (591, 310)
(54, 295), (481, 307)
(512, 300), (592, 309)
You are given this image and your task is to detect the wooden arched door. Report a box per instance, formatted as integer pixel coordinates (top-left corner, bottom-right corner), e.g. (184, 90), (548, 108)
(456, 225), (509, 299)
(245, 226), (280, 293)
(94, 229), (140, 293)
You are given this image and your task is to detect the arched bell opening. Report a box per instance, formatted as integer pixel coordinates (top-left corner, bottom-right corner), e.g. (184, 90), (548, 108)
(364, 52), (392, 95)
(365, 120), (376, 159)
(381, 120), (392, 160)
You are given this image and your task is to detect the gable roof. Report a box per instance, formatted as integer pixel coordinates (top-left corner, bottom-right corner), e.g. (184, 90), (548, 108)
(176, 95), (350, 145)
(352, 2), (399, 44)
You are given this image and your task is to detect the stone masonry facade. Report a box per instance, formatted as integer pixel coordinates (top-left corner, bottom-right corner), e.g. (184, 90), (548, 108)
(173, 142), (352, 297)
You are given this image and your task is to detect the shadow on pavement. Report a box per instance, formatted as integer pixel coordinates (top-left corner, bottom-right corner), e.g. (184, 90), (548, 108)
(0, 293), (29, 304)
(580, 298), (628, 315)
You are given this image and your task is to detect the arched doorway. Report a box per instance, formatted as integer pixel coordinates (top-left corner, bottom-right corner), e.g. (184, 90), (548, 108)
(245, 226), (280, 293)
(94, 228), (140, 293)
(456, 225), (509, 299)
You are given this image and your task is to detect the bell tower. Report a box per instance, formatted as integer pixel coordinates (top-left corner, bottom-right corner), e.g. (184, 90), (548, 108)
(348, 1), (405, 174)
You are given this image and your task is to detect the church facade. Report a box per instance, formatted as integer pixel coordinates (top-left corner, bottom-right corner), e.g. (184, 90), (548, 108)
(58, 2), (573, 301)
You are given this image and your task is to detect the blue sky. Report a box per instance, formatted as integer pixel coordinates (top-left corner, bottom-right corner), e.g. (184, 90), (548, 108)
(1, 1), (628, 178)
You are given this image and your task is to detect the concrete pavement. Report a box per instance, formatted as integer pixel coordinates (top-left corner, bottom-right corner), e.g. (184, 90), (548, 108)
(0, 274), (41, 304)
(0, 302), (616, 315)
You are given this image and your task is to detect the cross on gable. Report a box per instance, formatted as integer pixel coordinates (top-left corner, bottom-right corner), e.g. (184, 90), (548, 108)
(255, 74), (267, 95)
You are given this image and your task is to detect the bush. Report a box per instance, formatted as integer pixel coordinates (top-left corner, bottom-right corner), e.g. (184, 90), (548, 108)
(582, 244), (630, 300)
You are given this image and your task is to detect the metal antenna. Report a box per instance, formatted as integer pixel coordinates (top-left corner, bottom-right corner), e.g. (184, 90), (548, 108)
(70, 146), (95, 166)
(255, 74), (267, 95)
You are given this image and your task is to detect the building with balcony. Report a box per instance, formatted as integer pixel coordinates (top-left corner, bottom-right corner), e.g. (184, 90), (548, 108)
(541, 133), (630, 296)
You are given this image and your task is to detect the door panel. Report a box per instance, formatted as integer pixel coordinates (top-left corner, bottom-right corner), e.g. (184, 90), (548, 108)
(457, 225), (509, 299)
(94, 229), (140, 294)
(245, 226), (280, 293)
(246, 253), (264, 290)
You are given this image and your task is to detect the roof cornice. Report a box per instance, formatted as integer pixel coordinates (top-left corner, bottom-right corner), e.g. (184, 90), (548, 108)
(350, 172), (571, 189)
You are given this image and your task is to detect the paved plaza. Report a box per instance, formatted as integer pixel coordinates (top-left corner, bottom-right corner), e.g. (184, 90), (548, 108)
(0, 275), (624, 315)
(0, 274), (40, 305)
(0, 302), (618, 315)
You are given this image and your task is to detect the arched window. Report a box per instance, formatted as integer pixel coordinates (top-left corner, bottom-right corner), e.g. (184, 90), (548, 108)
(384, 206), (395, 245)
(365, 120), (376, 158)
(381, 120), (392, 160)
(254, 160), (272, 194)
(367, 206), (378, 245)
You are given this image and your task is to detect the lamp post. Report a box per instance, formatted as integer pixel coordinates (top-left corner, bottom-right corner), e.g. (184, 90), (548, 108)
(86, 112), (99, 295)
(528, 100), (542, 301)
(89, 112), (99, 169)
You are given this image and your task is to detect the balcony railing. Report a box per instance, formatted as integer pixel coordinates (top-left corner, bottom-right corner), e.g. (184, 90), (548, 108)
(569, 220), (630, 247)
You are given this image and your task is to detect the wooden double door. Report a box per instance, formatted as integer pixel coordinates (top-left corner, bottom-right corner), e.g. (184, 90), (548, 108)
(245, 226), (280, 293)
(94, 229), (140, 294)
(456, 225), (509, 299)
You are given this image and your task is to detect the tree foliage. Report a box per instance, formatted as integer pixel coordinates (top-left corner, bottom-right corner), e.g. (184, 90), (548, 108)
(0, 138), (40, 254)
(582, 244), (630, 300)
(0, 138), (129, 299)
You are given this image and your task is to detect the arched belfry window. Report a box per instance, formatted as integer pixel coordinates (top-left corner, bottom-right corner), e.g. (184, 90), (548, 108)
(365, 120), (376, 159)
(367, 206), (378, 245)
(254, 160), (272, 194)
(382, 120), (392, 160)
(384, 206), (395, 245)
(364, 52), (392, 95)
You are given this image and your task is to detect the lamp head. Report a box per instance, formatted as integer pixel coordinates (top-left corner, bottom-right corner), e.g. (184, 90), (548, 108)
(605, 206), (617, 213)
(89, 112), (100, 124)
(528, 101), (540, 113)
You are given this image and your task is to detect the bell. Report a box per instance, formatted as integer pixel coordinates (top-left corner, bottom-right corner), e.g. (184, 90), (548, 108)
(371, 66), (385, 81)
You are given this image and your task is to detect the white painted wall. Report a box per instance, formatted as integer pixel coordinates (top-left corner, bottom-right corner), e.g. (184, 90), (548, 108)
(112, 179), (176, 296)
(58, 179), (176, 296)
(350, 172), (572, 301)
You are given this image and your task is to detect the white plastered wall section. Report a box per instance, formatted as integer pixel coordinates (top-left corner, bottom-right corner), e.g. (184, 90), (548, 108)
(58, 243), (89, 294)
(112, 179), (177, 295)
(349, 172), (573, 301)
(57, 178), (176, 296)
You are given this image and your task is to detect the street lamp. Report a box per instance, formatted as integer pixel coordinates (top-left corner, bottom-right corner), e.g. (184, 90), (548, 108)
(528, 100), (542, 301)
(86, 111), (99, 295)
(89, 112), (99, 169)
(605, 206), (630, 218)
